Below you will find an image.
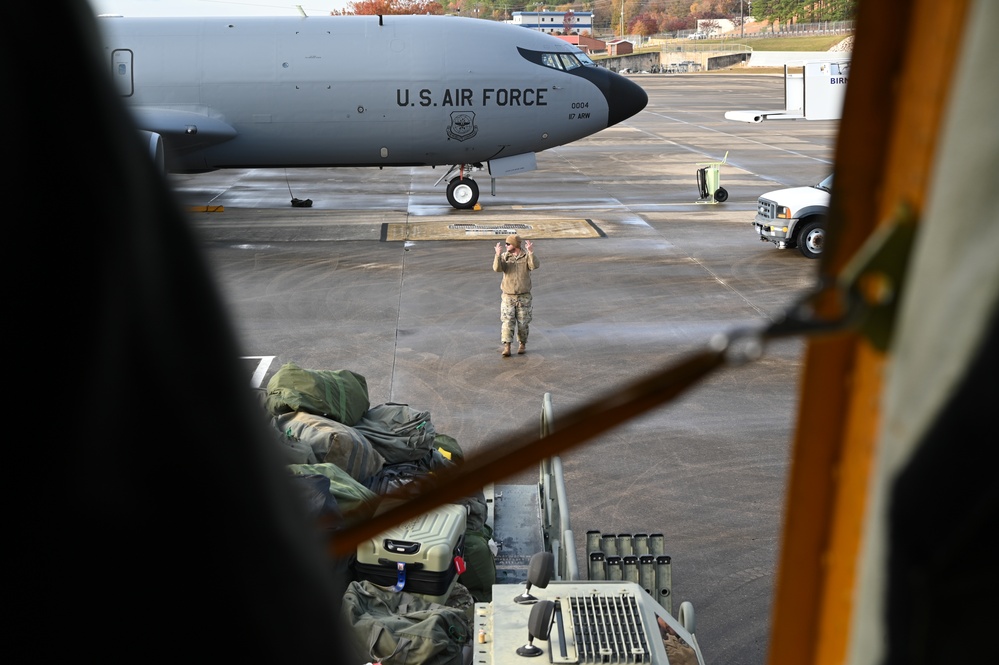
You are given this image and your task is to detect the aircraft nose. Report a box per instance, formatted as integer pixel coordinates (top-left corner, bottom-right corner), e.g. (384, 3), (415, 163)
(605, 73), (648, 126)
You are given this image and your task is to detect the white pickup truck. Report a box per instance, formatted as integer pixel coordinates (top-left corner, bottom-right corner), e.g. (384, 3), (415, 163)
(752, 174), (833, 259)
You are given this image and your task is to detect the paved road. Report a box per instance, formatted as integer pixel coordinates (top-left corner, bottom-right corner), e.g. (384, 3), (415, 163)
(174, 73), (836, 665)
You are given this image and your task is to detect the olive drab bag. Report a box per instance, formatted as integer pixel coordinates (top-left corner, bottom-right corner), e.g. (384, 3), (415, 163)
(287, 463), (380, 519)
(273, 411), (386, 484)
(353, 402), (437, 464)
(264, 363), (370, 426)
(452, 493), (496, 602)
(341, 580), (470, 665)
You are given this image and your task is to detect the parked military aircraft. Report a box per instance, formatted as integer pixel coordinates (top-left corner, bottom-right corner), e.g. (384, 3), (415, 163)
(96, 14), (648, 209)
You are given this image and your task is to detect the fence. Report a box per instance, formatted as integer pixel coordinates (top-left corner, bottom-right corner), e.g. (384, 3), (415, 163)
(658, 20), (854, 41)
(753, 20), (854, 36)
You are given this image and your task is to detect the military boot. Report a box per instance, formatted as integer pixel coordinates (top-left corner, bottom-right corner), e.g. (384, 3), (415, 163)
(518, 342), (526, 354)
(502, 343), (511, 357)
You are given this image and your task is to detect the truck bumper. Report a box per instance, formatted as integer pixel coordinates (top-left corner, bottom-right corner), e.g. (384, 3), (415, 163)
(753, 217), (796, 247)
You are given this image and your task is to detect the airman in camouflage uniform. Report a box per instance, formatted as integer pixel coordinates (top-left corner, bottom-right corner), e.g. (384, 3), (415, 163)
(492, 234), (539, 357)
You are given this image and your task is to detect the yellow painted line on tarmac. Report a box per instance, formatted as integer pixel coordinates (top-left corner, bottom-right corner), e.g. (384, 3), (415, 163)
(382, 219), (604, 241)
(187, 205), (225, 213)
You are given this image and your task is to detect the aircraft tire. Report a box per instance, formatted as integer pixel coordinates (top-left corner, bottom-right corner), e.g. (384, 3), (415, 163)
(713, 187), (728, 203)
(447, 177), (479, 209)
(797, 218), (825, 259)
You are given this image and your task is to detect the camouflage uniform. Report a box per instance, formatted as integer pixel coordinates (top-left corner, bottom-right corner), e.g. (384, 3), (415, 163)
(500, 293), (533, 345)
(492, 235), (539, 346)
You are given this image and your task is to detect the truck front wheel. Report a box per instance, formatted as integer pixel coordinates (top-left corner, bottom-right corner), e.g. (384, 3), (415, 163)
(797, 218), (825, 259)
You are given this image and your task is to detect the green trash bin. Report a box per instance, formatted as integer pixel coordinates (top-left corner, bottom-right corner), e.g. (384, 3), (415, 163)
(695, 152), (729, 203)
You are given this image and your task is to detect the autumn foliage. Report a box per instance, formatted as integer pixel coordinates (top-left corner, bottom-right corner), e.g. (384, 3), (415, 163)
(333, 0), (445, 16)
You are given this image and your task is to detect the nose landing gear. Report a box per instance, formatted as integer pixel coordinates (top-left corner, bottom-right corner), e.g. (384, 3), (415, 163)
(447, 176), (479, 209)
(438, 163), (484, 209)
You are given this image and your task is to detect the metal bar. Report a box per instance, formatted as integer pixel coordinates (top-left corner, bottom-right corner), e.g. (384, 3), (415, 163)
(331, 347), (727, 556)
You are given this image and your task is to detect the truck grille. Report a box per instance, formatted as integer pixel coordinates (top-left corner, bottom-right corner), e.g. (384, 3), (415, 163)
(566, 593), (652, 663)
(757, 198), (777, 220)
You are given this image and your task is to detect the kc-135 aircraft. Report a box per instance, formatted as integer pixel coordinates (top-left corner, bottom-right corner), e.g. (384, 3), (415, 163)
(96, 14), (649, 209)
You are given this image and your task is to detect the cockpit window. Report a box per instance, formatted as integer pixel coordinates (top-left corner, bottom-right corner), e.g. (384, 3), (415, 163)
(539, 52), (585, 71)
(558, 53), (582, 70)
(541, 53), (564, 70)
(517, 47), (596, 71)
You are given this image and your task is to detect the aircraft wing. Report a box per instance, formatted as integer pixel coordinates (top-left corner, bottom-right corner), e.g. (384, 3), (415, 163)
(724, 109), (805, 123)
(725, 60), (847, 123)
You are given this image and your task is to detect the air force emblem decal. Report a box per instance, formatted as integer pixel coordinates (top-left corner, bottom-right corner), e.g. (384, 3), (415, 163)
(447, 111), (478, 141)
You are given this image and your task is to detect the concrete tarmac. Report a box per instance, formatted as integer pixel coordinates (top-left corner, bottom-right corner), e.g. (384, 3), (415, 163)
(174, 73), (836, 665)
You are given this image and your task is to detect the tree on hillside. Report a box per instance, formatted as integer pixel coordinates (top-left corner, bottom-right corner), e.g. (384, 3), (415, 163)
(810, 0), (858, 21)
(660, 14), (696, 34)
(690, 1), (741, 16)
(611, 0), (646, 36)
(333, 0), (444, 15)
(750, 0), (856, 26)
(629, 13), (661, 38)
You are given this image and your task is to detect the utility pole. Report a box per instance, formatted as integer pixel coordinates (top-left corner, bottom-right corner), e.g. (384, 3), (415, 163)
(620, 0), (624, 39)
(741, 0), (744, 39)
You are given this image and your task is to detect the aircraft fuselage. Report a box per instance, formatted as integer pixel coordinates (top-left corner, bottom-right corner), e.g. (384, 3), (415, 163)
(98, 15), (648, 174)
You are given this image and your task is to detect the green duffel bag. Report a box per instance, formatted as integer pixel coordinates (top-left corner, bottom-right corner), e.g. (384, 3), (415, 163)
(354, 403), (436, 465)
(341, 580), (470, 665)
(433, 434), (464, 464)
(275, 411), (385, 484)
(288, 463), (379, 519)
(458, 493), (488, 533)
(458, 525), (496, 603)
(265, 362), (370, 426)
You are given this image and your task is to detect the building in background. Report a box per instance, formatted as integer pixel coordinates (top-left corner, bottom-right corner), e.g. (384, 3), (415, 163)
(605, 38), (634, 56)
(509, 10), (593, 35)
(554, 34), (607, 54)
